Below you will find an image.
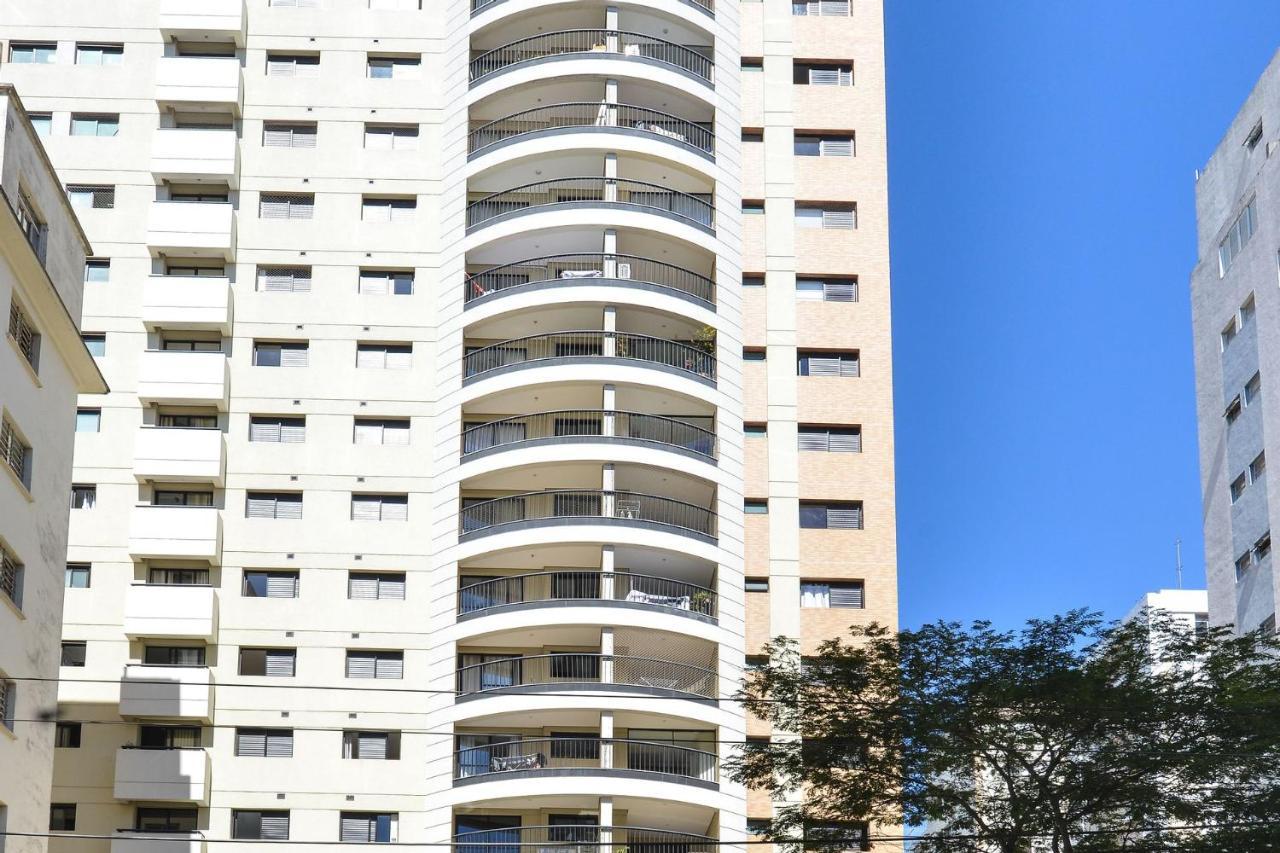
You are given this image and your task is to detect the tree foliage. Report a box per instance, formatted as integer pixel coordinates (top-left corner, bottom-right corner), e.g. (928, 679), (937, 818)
(726, 610), (1280, 853)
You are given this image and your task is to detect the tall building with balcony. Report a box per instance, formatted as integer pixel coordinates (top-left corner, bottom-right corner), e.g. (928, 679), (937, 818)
(1191, 50), (1280, 635)
(0, 0), (894, 851)
(0, 84), (108, 853)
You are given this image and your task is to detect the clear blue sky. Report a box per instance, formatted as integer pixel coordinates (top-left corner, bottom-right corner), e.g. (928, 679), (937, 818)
(887, 2), (1280, 629)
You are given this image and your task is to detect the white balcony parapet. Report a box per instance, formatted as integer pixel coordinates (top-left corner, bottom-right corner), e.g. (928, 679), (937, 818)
(142, 275), (232, 333)
(128, 505), (222, 562)
(151, 129), (239, 185)
(111, 833), (205, 853)
(120, 664), (214, 720)
(137, 351), (230, 409)
(114, 747), (212, 803)
(146, 201), (236, 259)
(133, 427), (226, 485)
(124, 584), (218, 640)
(155, 56), (243, 108)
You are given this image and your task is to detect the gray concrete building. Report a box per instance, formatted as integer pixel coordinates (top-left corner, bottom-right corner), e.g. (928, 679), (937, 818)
(1191, 49), (1280, 635)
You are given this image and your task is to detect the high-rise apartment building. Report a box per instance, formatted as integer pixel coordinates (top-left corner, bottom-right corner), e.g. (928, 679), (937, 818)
(0, 0), (894, 850)
(0, 84), (107, 853)
(1191, 50), (1279, 636)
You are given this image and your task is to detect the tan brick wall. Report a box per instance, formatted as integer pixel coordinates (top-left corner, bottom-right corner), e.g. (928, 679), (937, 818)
(746, 433), (769, 495)
(745, 513), (770, 575)
(746, 589), (771, 653)
(744, 360), (769, 421)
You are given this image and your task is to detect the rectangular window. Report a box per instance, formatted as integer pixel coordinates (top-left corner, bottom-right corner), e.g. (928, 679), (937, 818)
(799, 502), (863, 529)
(792, 0), (850, 13)
(245, 492), (304, 520)
(742, 274), (765, 288)
(744, 578), (769, 592)
(1255, 531), (1272, 563)
(253, 341), (309, 367)
(235, 728), (295, 757)
(242, 570), (300, 598)
(135, 808), (198, 833)
(75, 43), (123, 65)
(358, 269), (415, 295)
(249, 416), (306, 443)
(69, 114), (119, 137)
(29, 112), (52, 137)
(9, 300), (40, 367)
(159, 413), (218, 429)
(66, 563), (91, 588)
(745, 499), (768, 514)
(741, 58), (763, 71)
(798, 351), (859, 377)
(364, 124), (419, 150)
(800, 581), (864, 608)
(1226, 395), (1243, 424)
(148, 568), (209, 585)
(356, 343), (413, 369)
(0, 417), (30, 488)
(0, 543), (22, 609)
(153, 490), (212, 507)
(742, 200), (765, 214)
(75, 410), (101, 435)
(348, 572), (406, 600)
(351, 494), (409, 521)
(1219, 197), (1258, 276)
(140, 725), (202, 749)
(60, 642), (87, 667)
(346, 650), (404, 679)
(70, 485), (97, 509)
(795, 63), (853, 85)
(259, 192), (315, 220)
(262, 122), (318, 148)
(744, 423), (767, 436)
(1246, 120), (1265, 150)
(10, 42), (57, 63)
(16, 191), (46, 259)
(55, 722), (82, 748)
(239, 648), (297, 677)
(794, 134), (854, 156)
(1221, 317), (1238, 350)
(143, 645), (206, 666)
(361, 196), (417, 223)
(67, 185), (115, 210)
(367, 55), (422, 79)
(353, 418), (411, 446)
(256, 265), (312, 292)
(743, 348), (766, 362)
(266, 53), (320, 78)
(796, 277), (857, 302)
(796, 204), (856, 229)
(0, 678), (13, 731)
(233, 811), (291, 841)
(82, 334), (106, 356)
(343, 730), (401, 759)
(1246, 373), (1262, 405)
(1251, 452), (1267, 483)
(1232, 471), (1248, 503)
(798, 425), (862, 452)
(49, 805), (76, 832)
(341, 813), (398, 843)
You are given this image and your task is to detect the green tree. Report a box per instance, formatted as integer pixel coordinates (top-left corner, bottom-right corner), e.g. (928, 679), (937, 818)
(726, 610), (1280, 853)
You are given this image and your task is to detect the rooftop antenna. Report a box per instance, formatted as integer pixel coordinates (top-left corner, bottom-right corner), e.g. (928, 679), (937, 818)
(1175, 539), (1184, 590)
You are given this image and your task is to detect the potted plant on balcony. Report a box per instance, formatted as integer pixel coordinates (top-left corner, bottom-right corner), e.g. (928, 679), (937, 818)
(690, 589), (713, 614)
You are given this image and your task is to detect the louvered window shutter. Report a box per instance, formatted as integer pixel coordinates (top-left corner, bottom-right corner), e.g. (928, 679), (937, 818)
(266, 731), (294, 756)
(383, 421), (410, 446)
(381, 496), (408, 521)
(375, 653), (403, 679)
(829, 583), (864, 608)
(237, 730), (267, 756)
(839, 355), (859, 377)
(341, 816), (373, 842)
(349, 575), (379, 600)
(267, 57), (293, 76)
(263, 125), (294, 147)
(279, 419), (306, 443)
(806, 356), (841, 377)
(823, 280), (856, 301)
(809, 68), (839, 85)
(352, 497), (382, 521)
(265, 650), (295, 677)
(266, 573), (298, 598)
(356, 345), (385, 368)
(379, 574), (406, 599)
(292, 126), (317, 147)
(359, 272), (390, 295)
(260, 814), (290, 840)
(392, 128), (418, 150)
(385, 346), (412, 370)
(260, 195), (290, 219)
(819, 138), (853, 156)
(353, 422), (383, 445)
(359, 733), (388, 759)
(797, 429), (829, 451)
(828, 428), (861, 452)
(389, 200), (416, 222)
(347, 653), (376, 678)
(280, 344), (309, 367)
(365, 128), (392, 150)
(822, 209), (855, 229)
(827, 504), (862, 529)
(276, 495), (303, 519)
(250, 418), (281, 442)
(247, 495), (277, 518)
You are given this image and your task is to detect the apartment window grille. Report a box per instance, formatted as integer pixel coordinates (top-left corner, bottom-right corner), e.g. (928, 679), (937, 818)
(56, 722), (81, 748)
(356, 343), (412, 369)
(259, 192), (315, 220)
(233, 811), (291, 841)
(29, 112), (52, 137)
(256, 265), (312, 292)
(794, 134), (854, 155)
(351, 494), (409, 521)
(138, 725), (201, 749)
(0, 679), (13, 731)
(343, 731), (401, 759)
(795, 63), (853, 85)
(358, 270), (414, 295)
(367, 55), (421, 79)
(796, 277), (857, 301)
(143, 645), (206, 666)
(361, 196), (417, 223)
(266, 53), (320, 77)
(135, 808), (198, 833)
(792, 0), (850, 14)
(250, 416), (306, 443)
(10, 42), (56, 63)
(246, 492), (304, 519)
(353, 418), (411, 446)
(1, 543), (22, 608)
(82, 334), (105, 356)
(67, 184), (115, 210)
(149, 568), (209, 585)
(796, 205), (856, 229)
(341, 813), (398, 843)
(798, 351), (859, 377)
(799, 501), (863, 529)
(745, 499), (768, 514)
(745, 578), (769, 592)
(49, 805), (76, 832)
(263, 122), (318, 148)
(798, 425), (861, 452)
(70, 485), (96, 509)
(253, 341), (309, 367)
(60, 643), (87, 667)
(235, 728), (294, 757)
(243, 570), (300, 598)
(9, 300), (39, 366)
(346, 650), (404, 679)
(153, 490), (212, 507)
(69, 114), (119, 137)
(800, 581), (865, 608)
(66, 564), (91, 588)
(75, 43), (123, 65)
(1219, 197), (1258, 276)
(239, 648), (296, 677)
(364, 124), (419, 150)
(348, 572), (406, 600)
(0, 418), (29, 486)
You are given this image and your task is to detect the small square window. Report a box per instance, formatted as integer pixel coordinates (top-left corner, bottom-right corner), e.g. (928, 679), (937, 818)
(82, 334), (106, 357)
(66, 564), (91, 588)
(84, 259), (110, 283)
(71, 485), (97, 509)
(61, 642), (87, 667)
(55, 722), (82, 748)
(50, 804), (76, 832)
(75, 409), (101, 433)
(29, 113), (52, 137)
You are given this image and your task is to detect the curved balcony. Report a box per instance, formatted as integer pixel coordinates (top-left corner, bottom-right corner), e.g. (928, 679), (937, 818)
(463, 331), (715, 384)
(460, 489), (716, 541)
(456, 652), (717, 699)
(466, 178), (714, 233)
(462, 410), (716, 460)
(469, 30), (713, 85)
(465, 253), (714, 307)
(458, 570), (717, 620)
(453, 826), (715, 853)
(454, 737), (718, 787)
(469, 103), (713, 159)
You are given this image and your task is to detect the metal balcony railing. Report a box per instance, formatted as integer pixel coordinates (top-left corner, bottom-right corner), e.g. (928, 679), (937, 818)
(454, 736), (718, 782)
(459, 489), (717, 538)
(458, 570), (718, 617)
(469, 30), (713, 83)
(466, 177), (714, 230)
(468, 102), (714, 156)
(453, 825), (716, 853)
(465, 253), (715, 305)
(461, 410), (717, 458)
(455, 652), (718, 698)
(463, 331), (716, 381)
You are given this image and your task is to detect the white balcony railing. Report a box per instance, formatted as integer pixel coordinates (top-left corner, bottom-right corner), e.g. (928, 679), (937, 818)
(151, 128), (239, 184)
(120, 664), (214, 720)
(113, 747), (211, 803)
(146, 201), (236, 258)
(128, 505), (222, 561)
(111, 833), (205, 853)
(133, 427), (226, 485)
(137, 350), (229, 409)
(159, 0), (246, 42)
(124, 584), (218, 640)
(142, 275), (232, 332)
(155, 56), (243, 107)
